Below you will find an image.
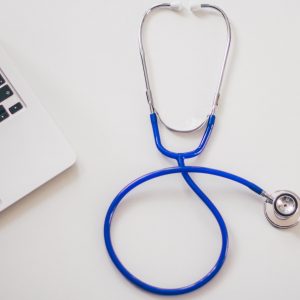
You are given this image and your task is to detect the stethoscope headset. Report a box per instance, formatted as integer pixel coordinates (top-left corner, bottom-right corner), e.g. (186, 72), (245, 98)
(104, 2), (300, 296)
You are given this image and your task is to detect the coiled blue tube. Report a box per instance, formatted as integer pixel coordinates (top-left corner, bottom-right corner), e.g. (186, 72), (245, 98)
(104, 113), (264, 295)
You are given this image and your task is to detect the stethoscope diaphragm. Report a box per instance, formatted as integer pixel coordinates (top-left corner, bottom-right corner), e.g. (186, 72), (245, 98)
(264, 190), (300, 229)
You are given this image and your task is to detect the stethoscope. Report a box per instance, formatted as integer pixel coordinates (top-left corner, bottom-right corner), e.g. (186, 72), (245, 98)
(104, 2), (300, 296)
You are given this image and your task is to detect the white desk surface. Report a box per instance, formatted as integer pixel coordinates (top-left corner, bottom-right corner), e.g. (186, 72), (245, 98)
(0, 1), (299, 299)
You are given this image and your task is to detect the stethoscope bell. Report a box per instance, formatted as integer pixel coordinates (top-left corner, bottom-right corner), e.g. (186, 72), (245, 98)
(264, 190), (300, 229)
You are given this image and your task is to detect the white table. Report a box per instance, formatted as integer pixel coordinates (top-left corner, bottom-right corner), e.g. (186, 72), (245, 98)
(0, 1), (299, 299)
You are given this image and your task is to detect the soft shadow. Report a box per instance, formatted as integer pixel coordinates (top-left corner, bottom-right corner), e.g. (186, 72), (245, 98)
(0, 164), (79, 229)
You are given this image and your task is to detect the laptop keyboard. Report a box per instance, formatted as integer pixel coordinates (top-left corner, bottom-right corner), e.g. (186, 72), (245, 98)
(0, 72), (24, 123)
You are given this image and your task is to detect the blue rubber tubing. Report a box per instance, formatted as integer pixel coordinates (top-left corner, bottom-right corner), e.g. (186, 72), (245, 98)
(104, 164), (263, 296)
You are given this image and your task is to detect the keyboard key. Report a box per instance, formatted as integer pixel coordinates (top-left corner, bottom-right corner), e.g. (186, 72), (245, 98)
(9, 102), (23, 114)
(0, 105), (9, 122)
(0, 74), (5, 86)
(0, 85), (13, 103)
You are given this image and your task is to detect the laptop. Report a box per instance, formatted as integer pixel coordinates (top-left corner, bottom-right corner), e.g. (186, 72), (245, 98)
(0, 46), (76, 211)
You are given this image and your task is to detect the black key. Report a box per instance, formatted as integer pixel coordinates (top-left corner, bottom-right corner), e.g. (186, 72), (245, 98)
(0, 85), (13, 103)
(0, 74), (5, 86)
(0, 105), (5, 114)
(0, 105), (9, 122)
(9, 102), (23, 114)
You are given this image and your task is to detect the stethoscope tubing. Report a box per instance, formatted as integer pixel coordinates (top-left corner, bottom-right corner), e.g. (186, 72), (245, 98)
(105, 4), (241, 294)
(104, 2), (299, 294)
(104, 164), (263, 295)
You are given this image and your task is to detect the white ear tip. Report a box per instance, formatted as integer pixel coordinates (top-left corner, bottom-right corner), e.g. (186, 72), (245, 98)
(170, 1), (184, 11)
(190, 4), (202, 12)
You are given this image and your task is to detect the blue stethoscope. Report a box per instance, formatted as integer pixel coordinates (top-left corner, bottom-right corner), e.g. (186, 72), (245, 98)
(104, 2), (300, 296)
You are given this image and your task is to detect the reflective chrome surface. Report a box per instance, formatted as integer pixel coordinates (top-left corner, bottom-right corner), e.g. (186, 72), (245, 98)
(138, 2), (232, 132)
(274, 194), (298, 217)
(264, 190), (300, 229)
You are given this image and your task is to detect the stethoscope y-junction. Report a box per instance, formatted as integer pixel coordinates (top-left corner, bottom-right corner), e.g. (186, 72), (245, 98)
(104, 2), (300, 296)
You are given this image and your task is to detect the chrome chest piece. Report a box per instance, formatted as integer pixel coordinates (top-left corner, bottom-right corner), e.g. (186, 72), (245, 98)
(264, 190), (300, 229)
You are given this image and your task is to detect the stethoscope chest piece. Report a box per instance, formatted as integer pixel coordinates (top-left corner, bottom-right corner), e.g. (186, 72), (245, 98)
(264, 190), (300, 229)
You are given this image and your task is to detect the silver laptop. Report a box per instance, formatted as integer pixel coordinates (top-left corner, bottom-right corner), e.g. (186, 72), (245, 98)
(0, 47), (76, 211)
